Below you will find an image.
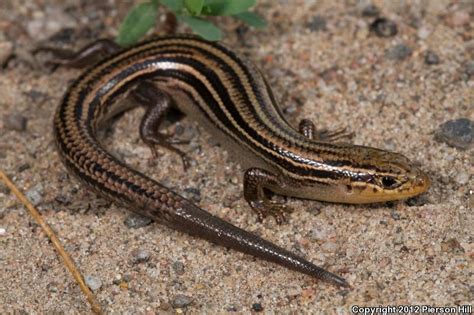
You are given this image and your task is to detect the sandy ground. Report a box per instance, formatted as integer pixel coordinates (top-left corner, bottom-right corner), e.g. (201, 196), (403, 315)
(1, 0), (472, 313)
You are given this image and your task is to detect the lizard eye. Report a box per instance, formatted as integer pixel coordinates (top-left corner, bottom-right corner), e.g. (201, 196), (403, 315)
(381, 176), (399, 189)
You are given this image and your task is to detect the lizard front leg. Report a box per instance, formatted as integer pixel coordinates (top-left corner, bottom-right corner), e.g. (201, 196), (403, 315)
(243, 168), (292, 224)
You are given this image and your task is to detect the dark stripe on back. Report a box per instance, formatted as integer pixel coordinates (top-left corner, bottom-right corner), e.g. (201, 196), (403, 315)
(64, 40), (345, 180)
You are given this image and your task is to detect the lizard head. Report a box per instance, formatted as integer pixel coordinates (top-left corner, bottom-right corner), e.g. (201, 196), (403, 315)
(287, 144), (430, 204)
(332, 146), (430, 203)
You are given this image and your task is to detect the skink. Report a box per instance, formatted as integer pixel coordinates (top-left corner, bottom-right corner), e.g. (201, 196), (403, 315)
(52, 35), (430, 288)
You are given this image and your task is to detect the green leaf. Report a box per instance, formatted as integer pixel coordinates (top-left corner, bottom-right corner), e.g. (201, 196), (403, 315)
(234, 12), (266, 28)
(185, 0), (204, 15)
(116, 1), (158, 47)
(202, 0), (256, 16)
(178, 16), (222, 41)
(161, 0), (184, 13)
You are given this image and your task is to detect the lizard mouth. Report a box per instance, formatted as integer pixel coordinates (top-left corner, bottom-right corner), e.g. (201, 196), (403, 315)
(400, 170), (431, 198)
(336, 169), (431, 204)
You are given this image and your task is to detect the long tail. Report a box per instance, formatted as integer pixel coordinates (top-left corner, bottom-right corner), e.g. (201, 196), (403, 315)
(164, 199), (349, 288)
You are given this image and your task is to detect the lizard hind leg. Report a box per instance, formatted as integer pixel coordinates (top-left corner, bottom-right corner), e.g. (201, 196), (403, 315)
(132, 81), (191, 170)
(34, 39), (121, 69)
(298, 118), (353, 142)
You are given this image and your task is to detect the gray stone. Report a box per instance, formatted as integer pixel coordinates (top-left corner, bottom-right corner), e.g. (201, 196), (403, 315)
(172, 261), (185, 275)
(124, 214), (152, 228)
(371, 18), (397, 37)
(425, 50), (440, 65)
(131, 248), (150, 264)
(307, 16), (327, 32)
(171, 294), (193, 308)
(464, 61), (474, 78)
(434, 118), (473, 150)
(84, 275), (102, 291)
(386, 44), (412, 61)
(183, 187), (201, 203)
(3, 113), (27, 131)
(26, 184), (44, 206)
(361, 4), (380, 17)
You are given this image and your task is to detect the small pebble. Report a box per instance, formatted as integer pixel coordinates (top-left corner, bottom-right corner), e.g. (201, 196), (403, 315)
(283, 103), (297, 115)
(172, 261), (185, 275)
(385, 44), (412, 61)
(301, 288), (316, 300)
(308, 206), (321, 216)
(24, 89), (49, 102)
(390, 209), (401, 220)
(441, 238), (464, 254)
(320, 66), (339, 82)
(370, 18), (398, 37)
(235, 25), (249, 39)
(46, 282), (58, 293)
(183, 187), (201, 203)
(287, 287), (301, 297)
(310, 227), (330, 241)
(229, 176), (239, 185)
(84, 275), (102, 291)
(226, 305), (238, 312)
(174, 123), (185, 136)
(124, 214), (153, 228)
(361, 4), (380, 17)
(448, 11), (470, 27)
(3, 113), (28, 131)
(131, 248), (150, 264)
(171, 294), (193, 308)
(383, 139), (396, 152)
(464, 61), (474, 79)
(160, 302), (173, 311)
(26, 184), (44, 206)
(356, 23), (370, 40)
(364, 285), (380, 301)
(321, 241), (338, 252)
(454, 172), (470, 185)
(405, 195), (428, 207)
(298, 237), (310, 248)
(0, 41), (13, 66)
(307, 15), (327, 32)
(338, 289), (351, 297)
(252, 303), (264, 312)
(112, 274), (122, 285)
(175, 123), (197, 141)
(0, 184), (9, 194)
(54, 194), (71, 205)
(417, 26), (432, 39)
(17, 163), (31, 172)
(26, 8), (77, 40)
(425, 50), (440, 65)
(0, 227), (6, 236)
(434, 118), (474, 150)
